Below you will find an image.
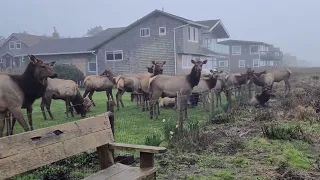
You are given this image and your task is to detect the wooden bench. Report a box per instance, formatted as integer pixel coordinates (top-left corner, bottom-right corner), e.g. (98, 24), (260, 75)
(0, 113), (166, 180)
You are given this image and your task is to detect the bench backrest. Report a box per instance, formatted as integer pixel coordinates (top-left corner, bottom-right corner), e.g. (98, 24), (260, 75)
(0, 113), (114, 179)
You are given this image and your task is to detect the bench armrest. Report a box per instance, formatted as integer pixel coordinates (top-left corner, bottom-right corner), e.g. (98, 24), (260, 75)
(109, 142), (167, 154)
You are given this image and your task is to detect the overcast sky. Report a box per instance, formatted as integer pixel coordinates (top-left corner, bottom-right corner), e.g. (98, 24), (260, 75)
(1, 0), (319, 64)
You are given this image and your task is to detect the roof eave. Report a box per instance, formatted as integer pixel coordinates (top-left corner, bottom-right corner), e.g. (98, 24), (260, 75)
(209, 20), (230, 38)
(15, 51), (95, 57)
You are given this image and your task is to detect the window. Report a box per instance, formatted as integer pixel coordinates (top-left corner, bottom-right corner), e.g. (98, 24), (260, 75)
(269, 61), (274, 66)
(260, 60), (265, 67)
(204, 38), (211, 48)
(105, 50), (123, 61)
(232, 46), (241, 55)
(239, 60), (245, 68)
(0, 58), (3, 63)
(159, 27), (166, 35)
(9, 41), (15, 49)
(140, 28), (150, 37)
(16, 41), (21, 49)
(253, 59), (259, 67)
(188, 26), (198, 42)
(219, 61), (225, 67)
(88, 62), (97, 72)
(250, 45), (259, 54)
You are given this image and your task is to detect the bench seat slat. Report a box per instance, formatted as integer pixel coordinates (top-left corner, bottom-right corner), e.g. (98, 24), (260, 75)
(109, 143), (166, 153)
(83, 163), (157, 180)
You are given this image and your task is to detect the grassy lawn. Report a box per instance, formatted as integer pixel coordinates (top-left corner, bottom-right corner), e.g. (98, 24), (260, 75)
(12, 89), (218, 145)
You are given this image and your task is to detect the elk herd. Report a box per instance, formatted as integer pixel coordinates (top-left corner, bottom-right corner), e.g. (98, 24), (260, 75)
(0, 54), (292, 137)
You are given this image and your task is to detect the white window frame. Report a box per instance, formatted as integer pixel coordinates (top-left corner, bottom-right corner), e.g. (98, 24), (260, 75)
(232, 46), (241, 55)
(88, 62), (97, 72)
(250, 45), (259, 54)
(188, 26), (198, 42)
(259, 60), (265, 67)
(105, 50), (123, 61)
(239, 60), (245, 68)
(9, 41), (15, 49)
(15, 41), (21, 49)
(0, 58), (3, 63)
(219, 61), (225, 67)
(159, 27), (166, 35)
(140, 28), (150, 37)
(253, 59), (259, 67)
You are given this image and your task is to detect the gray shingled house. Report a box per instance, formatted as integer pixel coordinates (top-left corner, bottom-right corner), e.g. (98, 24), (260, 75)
(218, 40), (283, 71)
(0, 33), (51, 70)
(15, 9), (230, 76)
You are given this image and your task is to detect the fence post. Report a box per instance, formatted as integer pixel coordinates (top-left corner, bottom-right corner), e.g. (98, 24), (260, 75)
(107, 100), (115, 158)
(176, 91), (183, 133)
(209, 90), (215, 121)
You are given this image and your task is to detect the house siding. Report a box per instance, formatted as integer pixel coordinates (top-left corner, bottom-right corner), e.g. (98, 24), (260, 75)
(95, 14), (190, 76)
(0, 36), (28, 57)
(181, 25), (204, 54)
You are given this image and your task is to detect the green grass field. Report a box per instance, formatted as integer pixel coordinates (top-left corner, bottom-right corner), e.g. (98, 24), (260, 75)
(12, 89), (216, 145)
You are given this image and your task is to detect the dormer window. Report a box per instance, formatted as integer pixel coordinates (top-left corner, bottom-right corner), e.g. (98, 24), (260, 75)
(140, 28), (150, 37)
(159, 27), (166, 35)
(188, 26), (198, 42)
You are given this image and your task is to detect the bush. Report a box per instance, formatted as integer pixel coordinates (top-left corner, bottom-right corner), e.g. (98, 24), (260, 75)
(145, 133), (162, 146)
(53, 64), (85, 85)
(37, 165), (72, 180)
(262, 124), (304, 141)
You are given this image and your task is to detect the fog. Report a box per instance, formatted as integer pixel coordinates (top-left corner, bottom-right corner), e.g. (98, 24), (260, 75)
(0, 0), (319, 65)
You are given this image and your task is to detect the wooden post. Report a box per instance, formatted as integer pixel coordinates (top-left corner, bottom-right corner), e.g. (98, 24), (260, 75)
(176, 91), (183, 133)
(97, 144), (114, 169)
(209, 90), (215, 121)
(107, 101), (115, 159)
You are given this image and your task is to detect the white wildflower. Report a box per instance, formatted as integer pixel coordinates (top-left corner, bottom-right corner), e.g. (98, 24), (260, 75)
(170, 131), (174, 135)
(169, 136), (173, 139)
(176, 125), (179, 128)
(162, 119), (166, 122)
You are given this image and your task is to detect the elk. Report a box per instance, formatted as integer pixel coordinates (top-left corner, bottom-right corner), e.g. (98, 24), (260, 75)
(159, 97), (176, 108)
(225, 72), (250, 98)
(0, 55), (57, 137)
(40, 78), (92, 120)
(248, 89), (275, 107)
(189, 70), (221, 107)
(247, 71), (275, 92)
(121, 61), (166, 111)
(214, 73), (228, 107)
(83, 69), (115, 106)
(149, 59), (207, 119)
(265, 68), (291, 92)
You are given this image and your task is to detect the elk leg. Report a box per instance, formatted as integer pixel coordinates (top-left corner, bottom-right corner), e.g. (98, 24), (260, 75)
(26, 106), (33, 131)
(0, 113), (5, 137)
(40, 98), (47, 120)
(46, 98), (54, 120)
(116, 89), (121, 110)
(9, 107), (29, 132)
(119, 91), (125, 108)
(68, 99), (74, 118)
(88, 91), (95, 106)
(65, 100), (70, 119)
(130, 93), (134, 102)
(83, 89), (89, 98)
(284, 79), (291, 92)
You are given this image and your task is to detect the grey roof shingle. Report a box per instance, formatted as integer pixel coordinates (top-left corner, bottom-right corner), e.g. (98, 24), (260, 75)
(195, 20), (220, 29)
(218, 39), (271, 46)
(14, 33), (52, 46)
(16, 27), (124, 56)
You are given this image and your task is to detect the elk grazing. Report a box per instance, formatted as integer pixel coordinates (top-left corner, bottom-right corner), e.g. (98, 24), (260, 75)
(189, 70), (221, 107)
(159, 97), (176, 108)
(225, 72), (250, 98)
(83, 69), (115, 106)
(248, 89), (275, 107)
(265, 68), (291, 92)
(149, 59), (207, 119)
(40, 78), (92, 120)
(0, 55), (57, 137)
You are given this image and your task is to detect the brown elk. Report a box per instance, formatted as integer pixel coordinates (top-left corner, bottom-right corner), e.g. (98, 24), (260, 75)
(214, 73), (228, 107)
(0, 55), (57, 137)
(225, 73), (250, 98)
(159, 97), (176, 108)
(40, 78), (92, 120)
(248, 89), (275, 107)
(121, 61), (166, 111)
(189, 70), (221, 107)
(149, 59), (207, 119)
(247, 71), (275, 92)
(83, 69), (115, 106)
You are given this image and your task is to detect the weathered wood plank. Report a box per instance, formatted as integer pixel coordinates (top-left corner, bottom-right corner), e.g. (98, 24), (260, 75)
(0, 129), (114, 179)
(109, 143), (166, 153)
(0, 114), (111, 159)
(83, 163), (157, 180)
(140, 152), (154, 168)
(97, 144), (114, 169)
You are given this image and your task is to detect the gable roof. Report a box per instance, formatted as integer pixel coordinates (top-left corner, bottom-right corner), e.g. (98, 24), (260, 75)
(0, 33), (52, 47)
(16, 27), (124, 56)
(218, 39), (271, 46)
(196, 20), (220, 29)
(196, 19), (230, 38)
(90, 9), (209, 50)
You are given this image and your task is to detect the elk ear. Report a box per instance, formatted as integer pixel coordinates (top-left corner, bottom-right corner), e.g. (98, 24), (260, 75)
(210, 69), (214, 73)
(49, 61), (56, 66)
(28, 55), (37, 64)
(163, 61), (166, 65)
(151, 61), (155, 65)
(191, 59), (195, 64)
(203, 59), (208, 64)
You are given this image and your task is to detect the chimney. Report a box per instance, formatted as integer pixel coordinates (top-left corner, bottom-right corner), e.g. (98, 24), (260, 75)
(162, 7), (164, 12)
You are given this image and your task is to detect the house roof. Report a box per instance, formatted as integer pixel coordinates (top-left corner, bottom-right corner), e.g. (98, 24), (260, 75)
(178, 47), (228, 57)
(0, 33), (52, 47)
(196, 20), (220, 29)
(16, 27), (124, 56)
(91, 9), (209, 50)
(218, 39), (271, 46)
(196, 19), (230, 38)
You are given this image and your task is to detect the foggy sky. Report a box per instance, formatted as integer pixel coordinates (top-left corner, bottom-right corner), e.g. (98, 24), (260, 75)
(0, 0), (319, 64)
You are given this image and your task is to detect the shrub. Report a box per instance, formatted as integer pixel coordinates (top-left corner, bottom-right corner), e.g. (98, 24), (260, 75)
(262, 124), (304, 141)
(145, 133), (162, 146)
(53, 64), (85, 85)
(37, 165), (72, 180)
(162, 118), (178, 141)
